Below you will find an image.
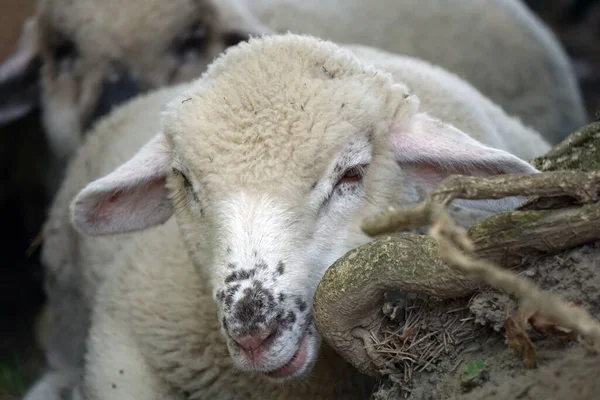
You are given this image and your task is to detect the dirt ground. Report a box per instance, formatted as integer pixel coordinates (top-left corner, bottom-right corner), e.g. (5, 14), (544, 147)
(372, 242), (600, 400)
(0, 1), (599, 399)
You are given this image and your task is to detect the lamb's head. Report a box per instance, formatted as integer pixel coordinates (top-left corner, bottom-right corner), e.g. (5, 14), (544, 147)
(70, 34), (539, 381)
(0, 0), (272, 160)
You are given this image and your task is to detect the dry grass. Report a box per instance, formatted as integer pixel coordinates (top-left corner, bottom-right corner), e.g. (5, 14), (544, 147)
(368, 295), (481, 397)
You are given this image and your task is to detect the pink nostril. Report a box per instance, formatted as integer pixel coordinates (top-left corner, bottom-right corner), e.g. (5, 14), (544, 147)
(236, 336), (268, 351)
(231, 327), (276, 357)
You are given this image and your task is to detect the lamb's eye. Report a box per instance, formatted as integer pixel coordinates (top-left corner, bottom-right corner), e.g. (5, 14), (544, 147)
(172, 169), (203, 214)
(335, 165), (367, 188)
(183, 175), (193, 191)
(182, 174), (194, 191)
(173, 169), (193, 191)
(48, 33), (78, 73)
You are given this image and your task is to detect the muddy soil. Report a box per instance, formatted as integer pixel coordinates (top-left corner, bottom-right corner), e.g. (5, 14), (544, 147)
(372, 242), (600, 400)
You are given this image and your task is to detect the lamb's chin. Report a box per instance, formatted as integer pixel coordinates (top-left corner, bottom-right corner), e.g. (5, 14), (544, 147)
(226, 325), (321, 382)
(263, 331), (320, 382)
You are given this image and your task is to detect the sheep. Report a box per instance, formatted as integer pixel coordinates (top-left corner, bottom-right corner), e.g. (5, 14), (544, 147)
(36, 83), (189, 378)
(28, 33), (552, 399)
(0, 0), (584, 169)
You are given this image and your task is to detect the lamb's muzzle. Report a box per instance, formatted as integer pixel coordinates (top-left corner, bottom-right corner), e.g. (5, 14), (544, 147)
(220, 281), (316, 379)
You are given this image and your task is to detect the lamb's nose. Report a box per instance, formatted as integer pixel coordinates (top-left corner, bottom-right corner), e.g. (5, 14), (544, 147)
(230, 325), (277, 359)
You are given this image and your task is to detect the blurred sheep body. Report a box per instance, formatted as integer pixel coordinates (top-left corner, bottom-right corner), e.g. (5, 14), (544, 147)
(37, 84), (188, 377)
(0, 0), (584, 171)
(29, 34), (550, 399)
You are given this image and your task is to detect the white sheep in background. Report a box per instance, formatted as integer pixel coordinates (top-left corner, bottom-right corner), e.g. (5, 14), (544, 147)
(29, 33), (552, 399)
(0, 0), (584, 169)
(36, 84), (189, 378)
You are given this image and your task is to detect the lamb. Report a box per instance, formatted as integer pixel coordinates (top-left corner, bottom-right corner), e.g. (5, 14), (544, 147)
(0, 0), (584, 168)
(31, 33), (552, 399)
(37, 83), (189, 376)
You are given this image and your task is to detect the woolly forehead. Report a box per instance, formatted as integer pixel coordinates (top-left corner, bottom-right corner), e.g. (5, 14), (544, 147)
(161, 36), (409, 193)
(37, 0), (215, 57)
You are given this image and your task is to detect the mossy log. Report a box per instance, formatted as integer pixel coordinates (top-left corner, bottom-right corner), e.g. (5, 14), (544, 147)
(531, 120), (600, 172)
(313, 234), (476, 375)
(314, 121), (600, 377)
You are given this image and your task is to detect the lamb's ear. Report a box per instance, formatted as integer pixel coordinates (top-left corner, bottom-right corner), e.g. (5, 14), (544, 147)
(391, 112), (540, 213)
(0, 17), (40, 125)
(70, 134), (173, 236)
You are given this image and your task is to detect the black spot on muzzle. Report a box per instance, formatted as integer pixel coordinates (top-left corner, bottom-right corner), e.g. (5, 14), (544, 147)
(84, 66), (140, 132)
(228, 281), (278, 336)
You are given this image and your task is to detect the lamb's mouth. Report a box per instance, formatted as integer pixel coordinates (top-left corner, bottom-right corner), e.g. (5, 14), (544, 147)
(263, 331), (309, 379)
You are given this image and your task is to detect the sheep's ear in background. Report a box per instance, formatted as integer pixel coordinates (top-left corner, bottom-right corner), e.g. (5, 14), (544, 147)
(0, 17), (41, 125)
(70, 134), (173, 236)
(390, 112), (540, 213)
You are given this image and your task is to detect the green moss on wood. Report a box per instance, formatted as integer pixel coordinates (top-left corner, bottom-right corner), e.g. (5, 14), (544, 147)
(532, 121), (600, 172)
(468, 210), (548, 246)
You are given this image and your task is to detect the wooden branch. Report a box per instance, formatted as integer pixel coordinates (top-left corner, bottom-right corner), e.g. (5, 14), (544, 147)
(530, 120), (600, 173)
(313, 120), (600, 377)
(313, 234), (478, 376)
(470, 204), (600, 267)
(522, 119), (600, 210)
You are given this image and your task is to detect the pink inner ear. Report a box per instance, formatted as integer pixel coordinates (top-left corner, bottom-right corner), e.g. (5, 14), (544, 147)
(84, 177), (168, 227)
(390, 121), (534, 179)
(403, 160), (512, 179)
(88, 191), (125, 225)
(401, 162), (495, 195)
